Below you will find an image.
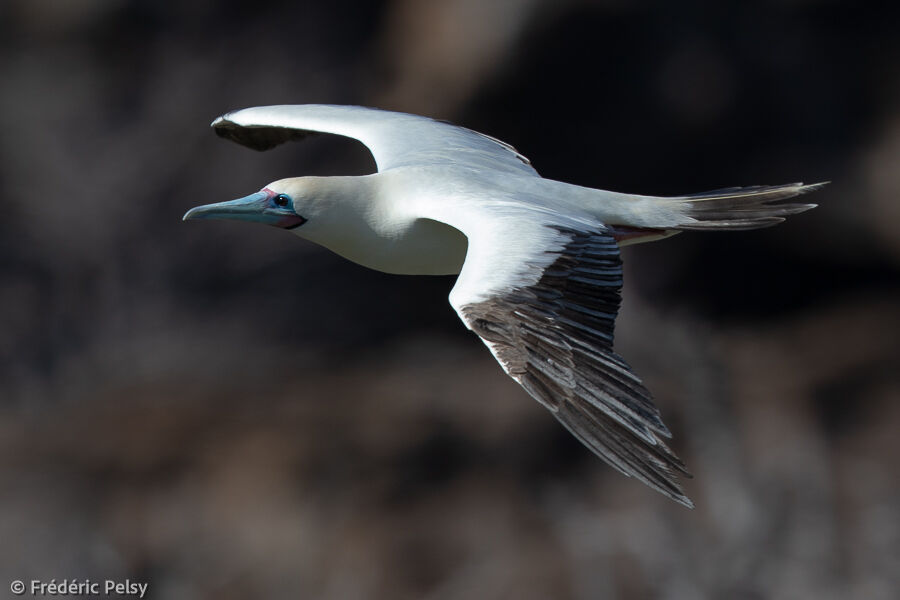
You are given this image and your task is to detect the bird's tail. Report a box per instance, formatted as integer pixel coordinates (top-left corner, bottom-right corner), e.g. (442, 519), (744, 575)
(671, 182), (824, 231)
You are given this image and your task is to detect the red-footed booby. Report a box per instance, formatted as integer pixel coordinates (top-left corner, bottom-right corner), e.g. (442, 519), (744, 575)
(185, 104), (823, 507)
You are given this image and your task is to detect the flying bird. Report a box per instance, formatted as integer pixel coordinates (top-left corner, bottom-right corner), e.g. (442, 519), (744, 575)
(184, 105), (823, 507)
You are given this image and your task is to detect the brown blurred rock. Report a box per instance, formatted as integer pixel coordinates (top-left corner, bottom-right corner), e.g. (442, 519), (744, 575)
(0, 1), (898, 599)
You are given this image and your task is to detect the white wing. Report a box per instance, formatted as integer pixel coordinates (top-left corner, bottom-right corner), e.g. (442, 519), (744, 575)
(212, 104), (537, 176)
(437, 203), (693, 506)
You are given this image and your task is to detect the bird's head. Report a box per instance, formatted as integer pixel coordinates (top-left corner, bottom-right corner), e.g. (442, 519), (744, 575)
(183, 178), (322, 231)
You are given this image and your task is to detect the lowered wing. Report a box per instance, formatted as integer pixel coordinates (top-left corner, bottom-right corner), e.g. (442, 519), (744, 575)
(438, 203), (692, 506)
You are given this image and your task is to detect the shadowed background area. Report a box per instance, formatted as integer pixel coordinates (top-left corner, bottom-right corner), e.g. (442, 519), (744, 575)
(1, 1), (898, 598)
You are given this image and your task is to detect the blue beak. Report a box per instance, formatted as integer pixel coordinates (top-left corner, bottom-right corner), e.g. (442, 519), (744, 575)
(183, 191), (306, 229)
(183, 191), (269, 223)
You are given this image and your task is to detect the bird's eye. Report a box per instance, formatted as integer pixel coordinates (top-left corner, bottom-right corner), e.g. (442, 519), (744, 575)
(273, 194), (290, 208)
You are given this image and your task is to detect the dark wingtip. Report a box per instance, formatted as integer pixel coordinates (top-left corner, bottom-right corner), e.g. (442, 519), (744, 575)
(676, 495), (695, 509)
(211, 116), (315, 152)
(210, 114), (230, 128)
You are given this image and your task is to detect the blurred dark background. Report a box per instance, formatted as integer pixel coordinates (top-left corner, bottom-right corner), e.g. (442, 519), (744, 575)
(1, 1), (898, 598)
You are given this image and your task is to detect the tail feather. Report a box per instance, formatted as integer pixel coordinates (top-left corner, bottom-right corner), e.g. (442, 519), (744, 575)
(674, 182), (825, 231)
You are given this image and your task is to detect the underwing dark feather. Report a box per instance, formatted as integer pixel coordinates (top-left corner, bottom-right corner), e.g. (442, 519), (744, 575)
(214, 120), (318, 151)
(460, 226), (692, 507)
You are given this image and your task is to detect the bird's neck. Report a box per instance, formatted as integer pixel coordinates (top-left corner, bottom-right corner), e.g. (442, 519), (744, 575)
(291, 174), (395, 255)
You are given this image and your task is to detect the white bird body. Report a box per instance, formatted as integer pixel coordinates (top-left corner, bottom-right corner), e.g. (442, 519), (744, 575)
(283, 166), (686, 277)
(185, 104), (824, 507)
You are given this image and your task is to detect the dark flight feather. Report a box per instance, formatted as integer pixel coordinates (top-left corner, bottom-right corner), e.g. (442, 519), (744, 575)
(459, 226), (693, 507)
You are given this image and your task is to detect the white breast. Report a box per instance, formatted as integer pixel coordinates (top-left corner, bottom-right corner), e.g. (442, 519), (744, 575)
(322, 215), (468, 275)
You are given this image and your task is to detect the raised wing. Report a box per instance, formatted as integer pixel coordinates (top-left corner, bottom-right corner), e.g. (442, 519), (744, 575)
(446, 209), (692, 506)
(212, 104), (537, 176)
